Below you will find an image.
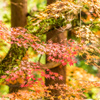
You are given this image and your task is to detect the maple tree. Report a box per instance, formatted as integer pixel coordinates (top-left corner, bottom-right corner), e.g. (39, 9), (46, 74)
(0, 0), (100, 99)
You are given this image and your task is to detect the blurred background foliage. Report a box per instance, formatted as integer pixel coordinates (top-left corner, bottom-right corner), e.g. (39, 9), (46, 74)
(0, 0), (100, 99)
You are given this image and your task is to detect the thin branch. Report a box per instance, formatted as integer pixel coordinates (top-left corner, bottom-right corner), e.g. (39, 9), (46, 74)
(41, 62), (62, 69)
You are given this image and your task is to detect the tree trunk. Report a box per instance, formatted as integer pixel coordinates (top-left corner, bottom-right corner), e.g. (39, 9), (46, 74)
(5, 0), (27, 92)
(45, 1), (67, 99)
(0, 0), (27, 74)
(46, 30), (67, 100)
(11, 0), (27, 27)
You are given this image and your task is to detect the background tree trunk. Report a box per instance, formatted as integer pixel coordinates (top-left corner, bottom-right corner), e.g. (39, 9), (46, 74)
(6, 0), (27, 92)
(11, 0), (27, 27)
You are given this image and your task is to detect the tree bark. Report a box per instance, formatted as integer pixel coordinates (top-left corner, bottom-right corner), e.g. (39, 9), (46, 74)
(11, 0), (27, 27)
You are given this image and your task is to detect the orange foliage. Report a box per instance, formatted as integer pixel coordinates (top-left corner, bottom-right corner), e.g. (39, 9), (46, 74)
(3, 66), (100, 99)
